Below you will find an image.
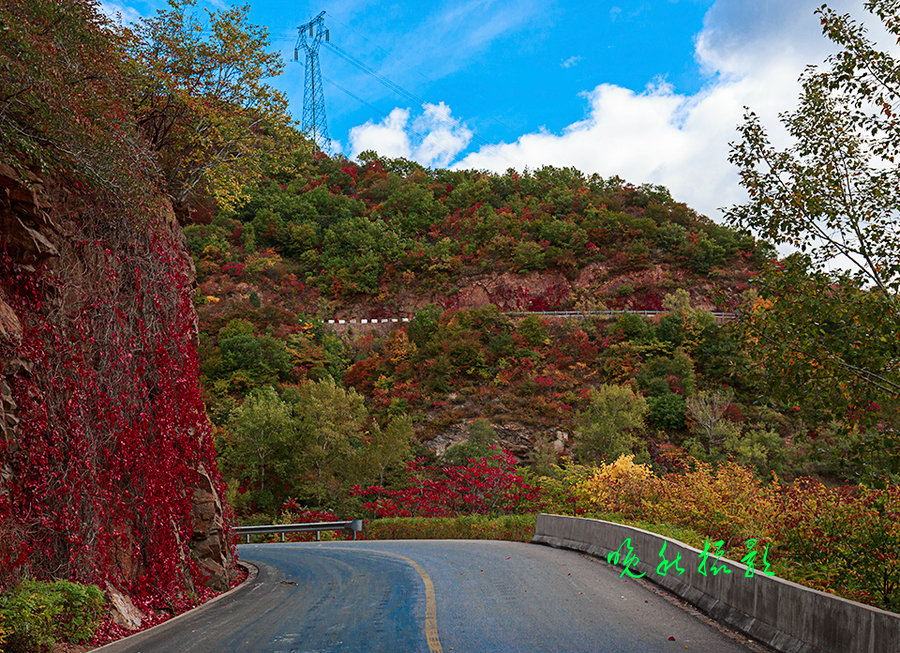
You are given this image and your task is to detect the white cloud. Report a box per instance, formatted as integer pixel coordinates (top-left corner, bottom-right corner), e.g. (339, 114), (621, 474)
(349, 103), (472, 168)
(448, 0), (882, 220)
(412, 102), (473, 168)
(560, 56), (582, 69)
(348, 108), (412, 159)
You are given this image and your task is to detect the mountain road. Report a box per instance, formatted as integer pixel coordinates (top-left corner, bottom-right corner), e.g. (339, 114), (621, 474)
(96, 540), (761, 652)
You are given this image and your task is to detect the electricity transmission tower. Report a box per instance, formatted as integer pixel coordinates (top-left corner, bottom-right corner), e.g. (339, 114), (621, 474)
(294, 11), (331, 152)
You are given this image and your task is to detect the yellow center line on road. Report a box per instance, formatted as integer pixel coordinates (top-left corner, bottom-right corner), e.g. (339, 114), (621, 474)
(321, 546), (444, 653)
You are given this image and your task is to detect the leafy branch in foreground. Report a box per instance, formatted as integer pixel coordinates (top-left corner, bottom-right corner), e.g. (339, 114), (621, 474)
(727, 1), (900, 416)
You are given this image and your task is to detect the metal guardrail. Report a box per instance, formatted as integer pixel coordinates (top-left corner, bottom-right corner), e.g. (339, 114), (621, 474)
(233, 520), (363, 544)
(324, 310), (739, 325)
(503, 309), (739, 320)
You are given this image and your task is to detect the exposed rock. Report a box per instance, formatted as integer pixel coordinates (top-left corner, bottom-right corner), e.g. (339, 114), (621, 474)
(551, 430), (570, 454)
(425, 422), (471, 455)
(190, 464), (229, 591)
(0, 296), (21, 348)
(455, 271), (571, 311)
(494, 422), (540, 457)
(105, 581), (147, 631)
(574, 261), (611, 287)
(0, 164), (58, 265)
(423, 419), (572, 460)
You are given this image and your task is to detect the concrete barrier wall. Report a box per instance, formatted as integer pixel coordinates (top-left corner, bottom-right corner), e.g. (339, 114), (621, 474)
(532, 514), (899, 653)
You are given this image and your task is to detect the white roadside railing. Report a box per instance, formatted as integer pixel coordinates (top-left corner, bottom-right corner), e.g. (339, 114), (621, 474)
(233, 520), (363, 544)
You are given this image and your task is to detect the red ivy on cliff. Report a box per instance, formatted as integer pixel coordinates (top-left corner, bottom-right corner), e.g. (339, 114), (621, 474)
(0, 219), (222, 600)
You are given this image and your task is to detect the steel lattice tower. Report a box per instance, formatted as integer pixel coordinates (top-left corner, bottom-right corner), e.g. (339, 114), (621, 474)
(294, 11), (331, 152)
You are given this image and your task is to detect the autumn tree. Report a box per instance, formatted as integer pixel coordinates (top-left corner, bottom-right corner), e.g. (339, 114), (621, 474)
(573, 384), (648, 463)
(0, 0), (157, 210)
(727, 1), (900, 422)
(132, 0), (301, 211)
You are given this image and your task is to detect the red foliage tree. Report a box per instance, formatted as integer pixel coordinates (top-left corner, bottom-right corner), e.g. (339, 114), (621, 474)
(352, 450), (542, 518)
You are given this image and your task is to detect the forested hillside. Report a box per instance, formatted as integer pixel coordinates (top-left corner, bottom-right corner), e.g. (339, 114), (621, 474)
(188, 148), (894, 508)
(190, 138), (899, 611)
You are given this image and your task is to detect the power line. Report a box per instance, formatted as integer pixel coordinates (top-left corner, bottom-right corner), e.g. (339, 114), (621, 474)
(324, 75), (387, 116)
(292, 12), (521, 169)
(325, 40), (502, 151)
(325, 42), (426, 109)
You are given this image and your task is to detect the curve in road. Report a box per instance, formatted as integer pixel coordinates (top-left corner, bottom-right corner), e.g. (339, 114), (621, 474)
(98, 540), (760, 653)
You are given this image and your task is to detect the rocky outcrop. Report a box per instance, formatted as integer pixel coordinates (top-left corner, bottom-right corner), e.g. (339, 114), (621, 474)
(0, 164), (58, 266)
(105, 581), (148, 631)
(424, 419), (571, 459)
(0, 165), (50, 508)
(191, 464), (228, 591)
(0, 165), (229, 595)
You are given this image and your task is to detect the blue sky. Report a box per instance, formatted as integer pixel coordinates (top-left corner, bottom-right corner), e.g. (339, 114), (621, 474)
(273, 1), (716, 147)
(101, 0), (881, 220)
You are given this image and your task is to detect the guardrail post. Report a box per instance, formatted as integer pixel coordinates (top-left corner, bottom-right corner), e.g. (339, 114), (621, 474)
(316, 531), (320, 541)
(281, 532), (285, 543)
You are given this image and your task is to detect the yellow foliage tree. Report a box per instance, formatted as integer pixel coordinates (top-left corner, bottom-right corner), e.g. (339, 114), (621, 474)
(133, 0), (302, 211)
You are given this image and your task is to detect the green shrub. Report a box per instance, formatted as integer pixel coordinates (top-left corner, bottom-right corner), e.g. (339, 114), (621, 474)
(648, 392), (687, 430)
(364, 514), (537, 542)
(656, 222), (686, 251)
(517, 315), (547, 346)
(0, 579), (104, 652)
(512, 240), (546, 271)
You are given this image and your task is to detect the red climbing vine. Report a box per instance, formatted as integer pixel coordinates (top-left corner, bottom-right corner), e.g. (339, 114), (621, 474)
(0, 211), (223, 602)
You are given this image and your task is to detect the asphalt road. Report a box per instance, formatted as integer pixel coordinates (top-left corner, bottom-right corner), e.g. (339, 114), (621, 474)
(97, 540), (757, 653)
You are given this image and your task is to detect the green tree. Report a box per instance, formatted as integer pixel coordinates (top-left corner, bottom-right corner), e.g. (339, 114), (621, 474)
(647, 392), (686, 431)
(217, 326), (291, 385)
(573, 384), (648, 462)
(444, 418), (500, 466)
(294, 379), (373, 505)
(726, 0), (900, 407)
(365, 414), (414, 485)
(225, 386), (295, 510)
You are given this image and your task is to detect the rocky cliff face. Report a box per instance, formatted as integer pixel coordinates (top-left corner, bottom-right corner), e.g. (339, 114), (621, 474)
(0, 164), (229, 604)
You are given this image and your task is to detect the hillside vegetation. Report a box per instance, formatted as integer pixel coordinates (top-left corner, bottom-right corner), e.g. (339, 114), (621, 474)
(193, 153), (891, 467)
(191, 149), (899, 611)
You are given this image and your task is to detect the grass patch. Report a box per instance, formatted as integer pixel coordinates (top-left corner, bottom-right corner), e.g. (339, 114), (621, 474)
(362, 514), (537, 542)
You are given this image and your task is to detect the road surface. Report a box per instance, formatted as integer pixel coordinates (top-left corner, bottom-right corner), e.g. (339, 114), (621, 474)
(97, 540), (759, 652)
